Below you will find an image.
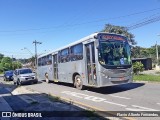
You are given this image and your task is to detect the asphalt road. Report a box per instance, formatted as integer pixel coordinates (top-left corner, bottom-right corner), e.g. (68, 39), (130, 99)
(0, 77), (105, 120)
(24, 80), (160, 120)
(22, 81), (160, 111)
(0, 76), (160, 120)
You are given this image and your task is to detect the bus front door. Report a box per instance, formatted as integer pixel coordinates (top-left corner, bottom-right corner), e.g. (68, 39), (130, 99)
(53, 54), (58, 82)
(85, 42), (97, 85)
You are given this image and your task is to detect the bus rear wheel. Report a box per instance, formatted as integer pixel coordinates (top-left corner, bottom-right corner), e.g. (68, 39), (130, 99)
(74, 75), (83, 90)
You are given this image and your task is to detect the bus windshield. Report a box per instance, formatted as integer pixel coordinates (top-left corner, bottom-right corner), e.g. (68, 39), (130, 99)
(98, 36), (131, 68)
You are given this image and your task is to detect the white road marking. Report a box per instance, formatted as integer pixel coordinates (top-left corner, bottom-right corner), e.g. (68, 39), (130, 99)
(126, 105), (159, 111)
(84, 96), (106, 102)
(62, 91), (127, 107)
(62, 91), (84, 98)
(126, 108), (144, 111)
(104, 101), (127, 107)
(110, 95), (131, 100)
(62, 91), (159, 111)
(62, 91), (106, 102)
(157, 103), (160, 105)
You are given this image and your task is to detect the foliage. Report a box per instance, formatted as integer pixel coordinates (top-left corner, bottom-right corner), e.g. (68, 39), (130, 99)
(131, 46), (141, 58)
(0, 53), (4, 60)
(1, 57), (12, 64)
(131, 45), (160, 65)
(0, 63), (4, 72)
(0, 57), (12, 71)
(12, 62), (22, 70)
(0, 55), (22, 72)
(102, 24), (137, 45)
(133, 61), (144, 75)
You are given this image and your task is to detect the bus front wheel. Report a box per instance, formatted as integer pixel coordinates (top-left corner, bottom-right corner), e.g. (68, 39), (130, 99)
(74, 75), (83, 90)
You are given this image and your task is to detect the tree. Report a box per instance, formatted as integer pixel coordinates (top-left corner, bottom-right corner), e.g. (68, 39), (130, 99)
(0, 63), (4, 72)
(1, 57), (12, 63)
(0, 57), (22, 71)
(0, 53), (4, 60)
(102, 24), (137, 45)
(131, 46), (141, 58)
(1, 57), (12, 69)
(12, 62), (22, 69)
(4, 63), (12, 70)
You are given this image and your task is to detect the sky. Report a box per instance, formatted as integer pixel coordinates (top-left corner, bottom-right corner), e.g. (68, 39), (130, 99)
(0, 0), (160, 59)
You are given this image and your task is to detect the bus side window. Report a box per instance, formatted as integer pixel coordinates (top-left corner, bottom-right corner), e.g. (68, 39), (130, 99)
(70, 43), (83, 61)
(46, 54), (52, 65)
(41, 57), (44, 66)
(38, 58), (42, 66)
(61, 48), (69, 63)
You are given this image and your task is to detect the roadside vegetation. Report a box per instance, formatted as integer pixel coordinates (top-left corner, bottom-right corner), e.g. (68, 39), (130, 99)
(133, 61), (160, 82)
(0, 53), (22, 73)
(132, 61), (144, 75)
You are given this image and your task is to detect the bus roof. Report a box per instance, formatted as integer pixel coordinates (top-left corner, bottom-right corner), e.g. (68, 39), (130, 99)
(38, 32), (126, 58)
(38, 32), (98, 58)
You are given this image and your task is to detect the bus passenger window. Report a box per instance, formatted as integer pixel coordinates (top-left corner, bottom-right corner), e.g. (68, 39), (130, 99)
(61, 48), (69, 63)
(70, 43), (83, 61)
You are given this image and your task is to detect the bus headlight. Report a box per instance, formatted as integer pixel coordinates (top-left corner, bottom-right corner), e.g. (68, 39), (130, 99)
(105, 76), (108, 79)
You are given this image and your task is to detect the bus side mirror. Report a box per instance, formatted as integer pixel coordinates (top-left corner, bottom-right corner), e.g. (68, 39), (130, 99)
(130, 45), (135, 50)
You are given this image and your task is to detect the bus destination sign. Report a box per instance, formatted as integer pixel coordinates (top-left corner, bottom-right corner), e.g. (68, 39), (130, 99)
(100, 34), (126, 41)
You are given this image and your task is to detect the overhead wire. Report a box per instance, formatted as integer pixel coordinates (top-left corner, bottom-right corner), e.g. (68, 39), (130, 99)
(126, 14), (160, 30)
(0, 7), (160, 33)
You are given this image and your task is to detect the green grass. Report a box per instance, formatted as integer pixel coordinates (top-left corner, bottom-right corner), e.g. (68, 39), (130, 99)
(133, 74), (160, 82)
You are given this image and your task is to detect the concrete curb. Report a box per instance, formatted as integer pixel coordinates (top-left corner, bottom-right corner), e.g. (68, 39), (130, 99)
(134, 80), (160, 84)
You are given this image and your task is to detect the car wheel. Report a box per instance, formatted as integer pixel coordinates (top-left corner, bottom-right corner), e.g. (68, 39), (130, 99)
(34, 80), (38, 84)
(13, 81), (16, 85)
(17, 79), (21, 86)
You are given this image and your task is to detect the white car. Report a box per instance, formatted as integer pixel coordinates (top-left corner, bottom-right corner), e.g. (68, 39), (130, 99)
(13, 68), (38, 85)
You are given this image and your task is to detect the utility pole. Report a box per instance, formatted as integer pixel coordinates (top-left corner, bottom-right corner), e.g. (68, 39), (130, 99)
(156, 41), (159, 64)
(156, 34), (160, 70)
(33, 40), (42, 69)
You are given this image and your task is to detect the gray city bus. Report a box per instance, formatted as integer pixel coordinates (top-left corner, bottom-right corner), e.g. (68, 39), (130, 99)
(37, 32), (133, 89)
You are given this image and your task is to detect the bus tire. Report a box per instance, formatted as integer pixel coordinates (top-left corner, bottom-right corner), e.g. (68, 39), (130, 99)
(45, 73), (49, 83)
(74, 75), (84, 90)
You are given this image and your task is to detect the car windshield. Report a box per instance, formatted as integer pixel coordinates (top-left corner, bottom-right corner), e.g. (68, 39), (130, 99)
(5, 71), (13, 74)
(98, 36), (131, 67)
(19, 69), (32, 74)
